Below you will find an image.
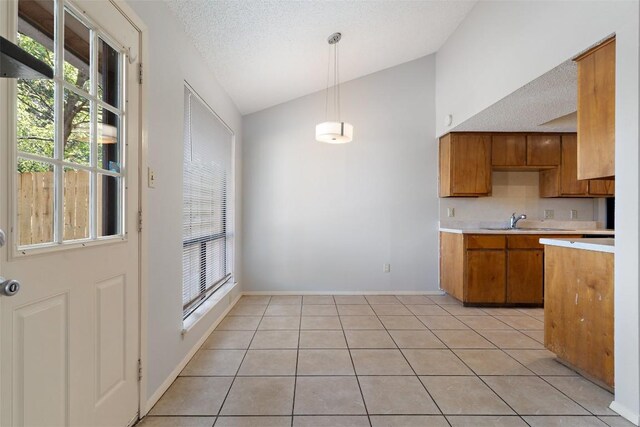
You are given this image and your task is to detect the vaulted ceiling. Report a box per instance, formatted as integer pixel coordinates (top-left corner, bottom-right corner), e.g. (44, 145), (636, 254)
(165, 0), (477, 115)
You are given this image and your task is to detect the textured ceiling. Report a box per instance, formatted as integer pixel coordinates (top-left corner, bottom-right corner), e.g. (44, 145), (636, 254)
(453, 60), (578, 133)
(164, 0), (477, 115)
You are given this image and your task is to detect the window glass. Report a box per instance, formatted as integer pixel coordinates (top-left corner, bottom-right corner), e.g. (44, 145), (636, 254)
(63, 167), (90, 240)
(17, 159), (55, 246)
(63, 88), (91, 165)
(64, 10), (91, 93)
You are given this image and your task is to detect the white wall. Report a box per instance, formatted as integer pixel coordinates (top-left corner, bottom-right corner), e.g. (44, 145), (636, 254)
(436, 1), (639, 422)
(440, 171), (600, 223)
(242, 56), (439, 293)
(126, 0), (243, 409)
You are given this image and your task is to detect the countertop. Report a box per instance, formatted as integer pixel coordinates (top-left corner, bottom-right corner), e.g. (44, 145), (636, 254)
(440, 227), (614, 235)
(540, 237), (615, 253)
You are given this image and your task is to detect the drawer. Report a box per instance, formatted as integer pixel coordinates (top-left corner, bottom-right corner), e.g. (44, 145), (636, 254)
(465, 235), (506, 249)
(508, 234), (583, 249)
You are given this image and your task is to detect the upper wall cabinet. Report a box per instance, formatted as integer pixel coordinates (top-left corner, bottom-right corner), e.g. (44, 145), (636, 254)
(439, 133), (492, 197)
(539, 134), (614, 197)
(492, 134), (560, 170)
(492, 134), (526, 167)
(575, 37), (615, 180)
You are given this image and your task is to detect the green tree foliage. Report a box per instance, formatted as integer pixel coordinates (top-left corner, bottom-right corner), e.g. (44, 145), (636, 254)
(17, 33), (90, 172)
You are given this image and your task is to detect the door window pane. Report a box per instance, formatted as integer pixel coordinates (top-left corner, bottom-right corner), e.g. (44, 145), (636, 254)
(63, 168), (90, 240)
(17, 159), (55, 246)
(97, 174), (121, 237)
(63, 88), (91, 165)
(98, 38), (120, 109)
(97, 106), (120, 172)
(64, 10), (90, 92)
(16, 9), (55, 158)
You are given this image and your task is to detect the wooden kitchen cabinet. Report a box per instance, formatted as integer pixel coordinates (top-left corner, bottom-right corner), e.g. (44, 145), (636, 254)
(506, 235), (546, 304)
(440, 232), (582, 306)
(540, 134), (614, 197)
(492, 134), (526, 167)
(439, 133), (492, 197)
(576, 37), (615, 180)
(589, 179), (615, 196)
(527, 134), (561, 167)
(544, 244), (614, 388)
(492, 133), (560, 169)
(467, 250), (506, 304)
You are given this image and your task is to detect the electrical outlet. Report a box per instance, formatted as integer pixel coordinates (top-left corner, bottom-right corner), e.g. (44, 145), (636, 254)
(570, 209), (578, 219)
(544, 209), (554, 219)
(383, 263), (391, 273)
(148, 167), (156, 188)
(447, 208), (455, 218)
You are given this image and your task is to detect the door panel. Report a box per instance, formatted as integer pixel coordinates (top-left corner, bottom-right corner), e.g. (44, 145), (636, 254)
(1, 1), (141, 426)
(13, 293), (69, 427)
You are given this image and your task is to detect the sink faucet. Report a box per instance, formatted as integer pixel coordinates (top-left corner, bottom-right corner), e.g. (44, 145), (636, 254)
(510, 213), (527, 229)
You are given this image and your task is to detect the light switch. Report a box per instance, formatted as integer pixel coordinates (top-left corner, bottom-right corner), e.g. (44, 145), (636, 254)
(148, 167), (156, 188)
(447, 208), (455, 218)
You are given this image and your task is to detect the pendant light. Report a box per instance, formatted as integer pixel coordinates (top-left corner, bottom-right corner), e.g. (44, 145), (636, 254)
(315, 32), (353, 144)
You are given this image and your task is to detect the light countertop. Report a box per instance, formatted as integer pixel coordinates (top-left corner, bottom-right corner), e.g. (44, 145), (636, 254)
(540, 238), (614, 253)
(439, 220), (614, 236)
(440, 227), (614, 235)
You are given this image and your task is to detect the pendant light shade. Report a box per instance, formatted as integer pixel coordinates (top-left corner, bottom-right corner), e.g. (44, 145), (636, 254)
(315, 121), (354, 144)
(316, 32), (353, 144)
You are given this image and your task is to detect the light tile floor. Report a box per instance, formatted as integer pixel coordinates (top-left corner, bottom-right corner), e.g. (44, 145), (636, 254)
(139, 295), (634, 427)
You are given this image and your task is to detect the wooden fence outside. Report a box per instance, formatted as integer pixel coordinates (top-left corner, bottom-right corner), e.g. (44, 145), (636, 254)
(17, 170), (101, 246)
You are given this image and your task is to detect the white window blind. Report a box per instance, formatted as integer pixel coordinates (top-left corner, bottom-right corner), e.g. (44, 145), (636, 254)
(182, 85), (234, 319)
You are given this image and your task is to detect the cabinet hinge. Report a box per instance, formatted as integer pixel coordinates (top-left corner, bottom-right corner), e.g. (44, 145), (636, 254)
(137, 210), (143, 232)
(138, 358), (143, 381)
(138, 63), (143, 84)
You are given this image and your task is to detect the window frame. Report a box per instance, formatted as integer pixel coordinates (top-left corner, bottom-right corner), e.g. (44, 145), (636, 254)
(10, 0), (130, 256)
(182, 82), (235, 321)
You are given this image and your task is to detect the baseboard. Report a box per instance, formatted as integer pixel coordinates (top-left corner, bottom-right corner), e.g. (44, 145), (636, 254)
(241, 290), (446, 296)
(610, 401), (640, 425)
(142, 291), (242, 415)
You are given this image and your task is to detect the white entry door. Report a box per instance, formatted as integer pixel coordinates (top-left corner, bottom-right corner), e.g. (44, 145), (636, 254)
(0, 0), (141, 425)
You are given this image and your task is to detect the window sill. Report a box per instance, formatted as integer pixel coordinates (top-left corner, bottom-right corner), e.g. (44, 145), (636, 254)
(181, 280), (237, 335)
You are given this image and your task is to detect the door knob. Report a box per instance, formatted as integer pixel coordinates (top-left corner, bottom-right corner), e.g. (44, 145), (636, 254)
(0, 277), (20, 296)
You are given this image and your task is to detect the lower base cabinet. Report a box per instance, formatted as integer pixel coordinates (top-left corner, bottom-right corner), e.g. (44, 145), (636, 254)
(507, 250), (543, 304)
(440, 232), (582, 306)
(467, 250), (506, 304)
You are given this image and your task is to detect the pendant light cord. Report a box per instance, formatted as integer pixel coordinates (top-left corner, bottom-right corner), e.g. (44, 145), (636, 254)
(323, 34), (342, 123)
(325, 43), (330, 121)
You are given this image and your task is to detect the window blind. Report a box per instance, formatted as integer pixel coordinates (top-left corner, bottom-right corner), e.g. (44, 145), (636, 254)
(182, 85), (233, 319)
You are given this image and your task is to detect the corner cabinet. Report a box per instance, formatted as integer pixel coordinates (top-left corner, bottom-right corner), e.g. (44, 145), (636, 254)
(540, 134), (614, 197)
(439, 133), (492, 197)
(576, 37), (615, 180)
(440, 232), (582, 306)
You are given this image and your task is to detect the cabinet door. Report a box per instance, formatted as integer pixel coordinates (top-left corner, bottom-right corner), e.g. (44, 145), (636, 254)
(466, 250), (506, 304)
(451, 134), (492, 195)
(560, 134), (589, 195)
(507, 250), (543, 304)
(576, 37), (615, 179)
(492, 134), (526, 166)
(527, 135), (561, 166)
(589, 179), (615, 196)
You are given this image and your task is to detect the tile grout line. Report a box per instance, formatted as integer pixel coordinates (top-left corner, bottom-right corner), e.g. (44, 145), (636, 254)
(213, 295), (272, 424)
(369, 295), (451, 426)
(337, 296), (373, 427)
(290, 296), (303, 427)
